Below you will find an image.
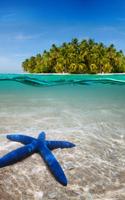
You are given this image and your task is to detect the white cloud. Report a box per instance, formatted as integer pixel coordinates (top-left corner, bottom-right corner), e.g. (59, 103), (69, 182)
(0, 11), (16, 22)
(15, 33), (43, 41)
(0, 56), (10, 65)
(96, 26), (117, 32)
(0, 55), (22, 73)
(96, 25), (125, 37)
(117, 18), (125, 22)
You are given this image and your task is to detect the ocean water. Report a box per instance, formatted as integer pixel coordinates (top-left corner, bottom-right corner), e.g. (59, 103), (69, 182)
(0, 74), (125, 199)
(0, 74), (125, 133)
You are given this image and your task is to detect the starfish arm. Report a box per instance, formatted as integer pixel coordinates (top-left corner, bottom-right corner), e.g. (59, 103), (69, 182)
(7, 134), (35, 145)
(7, 132), (46, 145)
(38, 132), (46, 140)
(0, 141), (38, 168)
(38, 142), (67, 186)
(46, 141), (75, 150)
(7, 134), (75, 150)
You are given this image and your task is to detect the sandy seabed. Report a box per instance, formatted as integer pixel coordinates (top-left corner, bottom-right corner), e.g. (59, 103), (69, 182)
(0, 119), (125, 200)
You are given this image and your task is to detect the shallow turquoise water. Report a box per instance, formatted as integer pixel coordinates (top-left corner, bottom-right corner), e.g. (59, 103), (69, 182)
(0, 74), (125, 133)
(0, 74), (125, 199)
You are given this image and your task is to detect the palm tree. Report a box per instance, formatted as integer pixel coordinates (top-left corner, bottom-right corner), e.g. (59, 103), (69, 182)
(22, 38), (125, 74)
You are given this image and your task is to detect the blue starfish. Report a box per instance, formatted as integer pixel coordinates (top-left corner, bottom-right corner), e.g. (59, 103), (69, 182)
(0, 132), (75, 186)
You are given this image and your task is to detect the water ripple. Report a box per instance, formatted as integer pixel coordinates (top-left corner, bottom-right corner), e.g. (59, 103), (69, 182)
(0, 75), (125, 87)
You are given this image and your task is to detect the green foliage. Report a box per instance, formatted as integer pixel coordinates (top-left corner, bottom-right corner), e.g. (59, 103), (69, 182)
(22, 38), (125, 74)
(90, 64), (98, 74)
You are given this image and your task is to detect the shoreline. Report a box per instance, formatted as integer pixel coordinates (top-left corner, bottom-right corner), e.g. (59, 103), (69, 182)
(1, 72), (125, 75)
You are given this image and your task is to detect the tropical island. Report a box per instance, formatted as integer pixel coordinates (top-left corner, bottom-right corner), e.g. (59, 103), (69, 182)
(22, 38), (125, 74)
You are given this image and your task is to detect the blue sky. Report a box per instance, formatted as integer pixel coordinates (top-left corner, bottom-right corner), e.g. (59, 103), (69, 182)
(0, 0), (125, 73)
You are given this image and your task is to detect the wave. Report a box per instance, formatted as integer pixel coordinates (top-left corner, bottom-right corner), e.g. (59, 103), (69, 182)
(0, 75), (125, 87)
